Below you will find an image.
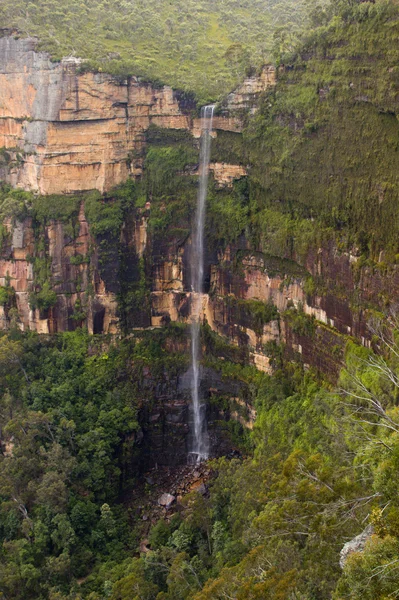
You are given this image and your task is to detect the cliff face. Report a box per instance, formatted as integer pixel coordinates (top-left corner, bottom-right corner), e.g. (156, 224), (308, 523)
(0, 36), (190, 193)
(0, 204), (119, 334)
(2, 198), (389, 381)
(0, 35), (270, 194)
(2, 27), (399, 470)
(0, 32), (396, 382)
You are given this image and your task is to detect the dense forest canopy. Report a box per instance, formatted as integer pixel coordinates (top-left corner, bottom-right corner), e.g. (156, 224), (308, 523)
(0, 0), (330, 100)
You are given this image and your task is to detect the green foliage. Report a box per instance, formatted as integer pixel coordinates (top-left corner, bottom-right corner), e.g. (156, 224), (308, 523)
(0, 0), (323, 101)
(211, 131), (247, 165)
(31, 194), (81, 228)
(0, 285), (15, 307)
(284, 305), (317, 337)
(225, 296), (278, 336)
(142, 137), (198, 244)
(29, 281), (57, 311)
(0, 183), (31, 224)
(2, 5), (399, 600)
(71, 298), (86, 322)
(245, 0), (399, 261)
(84, 191), (124, 237)
(206, 178), (250, 248)
(70, 254), (90, 266)
(0, 329), (191, 598)
(92, 313), (399, 600)
(145, 145), (197, 198)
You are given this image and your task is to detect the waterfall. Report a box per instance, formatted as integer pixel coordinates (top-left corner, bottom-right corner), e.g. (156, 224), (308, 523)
(188, 104), (215, 464)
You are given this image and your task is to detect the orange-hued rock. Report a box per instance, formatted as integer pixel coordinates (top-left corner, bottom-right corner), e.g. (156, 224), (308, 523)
(1, 33), (274, 197)
(192, 116), (243, 138)
(0, 203), (118, 334)
(209, 162), (246, 187)
(226, 65), (276, 112)
(1, 32), (345, 383)
(0, 36), (193, 194)
(1, 34), (256, 194)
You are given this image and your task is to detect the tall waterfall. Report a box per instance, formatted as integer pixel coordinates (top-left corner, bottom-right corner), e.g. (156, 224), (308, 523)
(189, 104), (215, 464)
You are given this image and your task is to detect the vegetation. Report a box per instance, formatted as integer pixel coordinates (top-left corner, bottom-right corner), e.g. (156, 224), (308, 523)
(0, 284), (15, 308)
(1, 316), (396, 598)
(2, 2), (399, 599)
(29, 281), (57, 312)
(225, 296), (279, 336)
(73, 315), (399, 599)
(245, 0), (399, 263)
(0, 0), (328, 101)
(0, 326), (190, 600)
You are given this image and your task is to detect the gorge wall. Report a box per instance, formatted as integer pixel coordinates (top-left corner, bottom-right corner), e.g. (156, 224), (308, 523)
(0, 34), (262, 194)
(0, 31), (397, 386)
(0, 195), (393, 379)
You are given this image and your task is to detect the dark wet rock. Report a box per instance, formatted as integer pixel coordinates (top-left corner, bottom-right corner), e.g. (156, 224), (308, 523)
(197, 483), (207, 496)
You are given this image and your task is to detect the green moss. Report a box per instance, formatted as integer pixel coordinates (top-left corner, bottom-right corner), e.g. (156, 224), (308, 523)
(118, 254), (151, 331)
(284, 306), (317, 337)
(71, 298), (87, 322)
(245, 4), (399, 262)
(202, 323), (250, 364)
(206, 177), (250, 248)
(225, 296), (278, 336)
(0, 0), (316, 101)
(32, 194), (81, 226)
(211, 130), (247, 165)
(303, 276), (316, 296)
(146, 125), (196, 147)
(84, 191), (123, 237)
(70, 254), (90, 266)
(145, 145), (198, 197)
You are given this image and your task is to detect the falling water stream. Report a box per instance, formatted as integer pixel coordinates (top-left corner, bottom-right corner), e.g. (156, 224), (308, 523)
(188, 104), (215, 464)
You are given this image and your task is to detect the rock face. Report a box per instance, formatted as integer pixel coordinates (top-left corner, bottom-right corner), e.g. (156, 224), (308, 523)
(0, 200), (393, 377)
(225, 66), (276, 112)
(0, 35), (252, 195)
(0, 36), (192, 193)
(209, 163), (247, 187)
(340, 525), (373, 568)
(0, 203), (118, 333)
(157, 493), (175, 508)
(0, 33), (396, 377)
(2, 34), (398, 466)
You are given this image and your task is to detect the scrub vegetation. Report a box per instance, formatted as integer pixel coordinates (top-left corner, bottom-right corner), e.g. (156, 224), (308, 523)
(0, 0), (328, 101)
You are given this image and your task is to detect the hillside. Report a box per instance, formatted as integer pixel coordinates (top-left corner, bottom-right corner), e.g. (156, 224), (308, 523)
(0, 0), (328, 101)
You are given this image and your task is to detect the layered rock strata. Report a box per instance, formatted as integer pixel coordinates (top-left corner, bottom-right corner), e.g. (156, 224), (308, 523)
(0, 35), (260, 194)
(0, 204), (118, 334)
(0, 33), (393, 381)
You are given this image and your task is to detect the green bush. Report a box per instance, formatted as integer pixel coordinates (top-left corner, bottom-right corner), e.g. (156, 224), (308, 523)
(0, 285), (15, 306)
(29, 282), (57, 311)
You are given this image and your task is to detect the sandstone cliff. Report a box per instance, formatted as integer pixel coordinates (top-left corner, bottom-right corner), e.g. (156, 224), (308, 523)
(0, 35), (273, 194)
(0, 33), (395, 382)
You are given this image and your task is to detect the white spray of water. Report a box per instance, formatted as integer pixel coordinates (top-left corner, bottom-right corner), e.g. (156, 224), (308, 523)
(188, 104), (215, 465)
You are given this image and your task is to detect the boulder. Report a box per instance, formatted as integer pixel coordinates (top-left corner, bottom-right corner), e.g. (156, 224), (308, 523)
(157, 493), (175, 509)
(340, 525), (373, 568)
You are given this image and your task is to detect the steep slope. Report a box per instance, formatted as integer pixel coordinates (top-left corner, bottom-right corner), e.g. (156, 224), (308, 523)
(0, 0), (321, 100)
(2, 3), (399, 379)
